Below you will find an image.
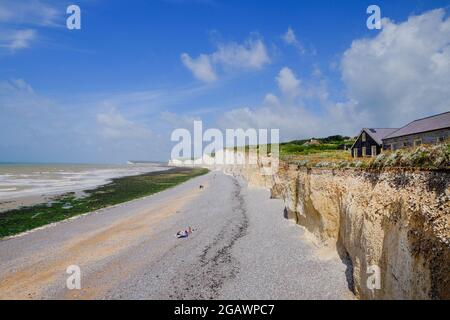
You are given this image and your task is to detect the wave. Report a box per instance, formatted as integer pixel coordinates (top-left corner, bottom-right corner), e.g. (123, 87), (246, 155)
(0, 164), (168, 200)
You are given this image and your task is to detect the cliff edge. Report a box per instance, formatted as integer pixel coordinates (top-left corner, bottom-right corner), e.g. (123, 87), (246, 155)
(221, 155), (449, 300)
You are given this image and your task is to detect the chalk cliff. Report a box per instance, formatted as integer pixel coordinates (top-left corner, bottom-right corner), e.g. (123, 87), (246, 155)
(220, 153), (449, 300)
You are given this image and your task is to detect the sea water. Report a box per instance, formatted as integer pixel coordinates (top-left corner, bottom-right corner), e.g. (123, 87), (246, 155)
(0, 163), (169, 201)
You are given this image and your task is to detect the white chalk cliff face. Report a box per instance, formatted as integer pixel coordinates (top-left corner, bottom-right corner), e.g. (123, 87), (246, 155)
(220, 152), (450, 300)
(169, 149), (279, 177)
(169, 149), (255, 166)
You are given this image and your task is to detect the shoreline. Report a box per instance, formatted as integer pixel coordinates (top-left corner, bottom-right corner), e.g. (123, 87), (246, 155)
(0, 167), (208, 239)
(0, 163), (172, 210)
(0, 170), (353, 299)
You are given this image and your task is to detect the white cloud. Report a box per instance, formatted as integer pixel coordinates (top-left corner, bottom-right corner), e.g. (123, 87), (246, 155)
(217, 95), (365, 142)
(0, 79), (79, 151)
(217, 69), (351, 141)
(0, 29), (36, 50)
(212, 38), (270, 70)
(0, 0), (59, 26)
(276, 67), (300, 98)
(263, 93), (280, 106)
(0, 1), (60, 53)
(181, 36), (270, 82)
(217, 105), (325, 142)
(282, 27), (296, 45)
(282, 27), (305, 54)
(217, 9), (450, 142)
(160, 111), (200, 129)
(341, 8), (450, 127)
(181, 53), (217, 82)
(0, 79), (202, 162)
(0, 78), (34, 94)
(97, 109), (153, 140)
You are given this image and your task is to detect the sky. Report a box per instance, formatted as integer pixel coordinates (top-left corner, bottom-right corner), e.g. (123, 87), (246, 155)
(0, 0), (449, 163)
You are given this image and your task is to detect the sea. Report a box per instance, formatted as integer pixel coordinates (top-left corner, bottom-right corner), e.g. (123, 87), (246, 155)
(0, 162), (169, 202)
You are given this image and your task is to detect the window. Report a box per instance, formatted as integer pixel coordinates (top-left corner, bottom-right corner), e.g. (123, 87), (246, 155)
(437, 136), (445, 144)
(371, 146), (377, 157)
(403, 142), (408, 147)
(353, 148), (358, 158)
(362, 132), (366, 142)
(362, 147), (366, 157)
(414, 139), (422, 147)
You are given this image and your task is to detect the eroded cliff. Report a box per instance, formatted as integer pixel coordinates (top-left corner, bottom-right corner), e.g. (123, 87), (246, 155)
(221, 156), (449, 300)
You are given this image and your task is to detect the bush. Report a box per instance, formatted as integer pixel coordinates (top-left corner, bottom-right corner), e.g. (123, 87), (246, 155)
(368, 142), (450, 169)
(372, 153), (388, 169)
(315, 161), (331, 168)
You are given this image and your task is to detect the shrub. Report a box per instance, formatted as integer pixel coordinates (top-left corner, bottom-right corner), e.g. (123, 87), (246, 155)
(368, 142), (450, 169)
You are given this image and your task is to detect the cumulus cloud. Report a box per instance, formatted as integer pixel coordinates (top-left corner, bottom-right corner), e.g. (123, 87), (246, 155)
(276, 67), (300, 98)
(218, 105), (328, 142)
(341, 8), (450, 127)
(217, 94), (365, 142)
(181, 53), (217, 82)
(217, 67), (349, 141)
(217, 9), (450, 141)
(181, 36), (270, 82)
(263, 93), (280, 106)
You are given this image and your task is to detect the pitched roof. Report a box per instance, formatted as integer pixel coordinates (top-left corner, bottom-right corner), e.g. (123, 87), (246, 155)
(350, 128), (398, 149)
(364, 128), (399, 145)
(384, 111), (450, 140)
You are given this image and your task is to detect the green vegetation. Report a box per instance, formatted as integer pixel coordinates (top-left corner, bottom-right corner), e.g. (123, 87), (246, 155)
(279, 135), (355, 156)
(0, 167), (208, 238)
(276, 135), (356, 166)
(269, 135), (449, 170)
(229, 135), (355, 157)
(370, 143), (450, 170)
(284, 141), (450, 170)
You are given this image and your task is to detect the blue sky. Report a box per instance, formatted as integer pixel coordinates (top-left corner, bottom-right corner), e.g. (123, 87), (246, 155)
(1, 0), (449, 163)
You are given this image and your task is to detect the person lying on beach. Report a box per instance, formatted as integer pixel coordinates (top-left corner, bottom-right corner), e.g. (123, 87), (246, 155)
(176, 227), (194, 238)
(176, 230), (188, 238)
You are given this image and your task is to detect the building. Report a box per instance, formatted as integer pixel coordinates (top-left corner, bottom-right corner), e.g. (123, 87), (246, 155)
(351, 128), (399, 158)
(382, 111), (450, 151)
(302, 138), (320, 146)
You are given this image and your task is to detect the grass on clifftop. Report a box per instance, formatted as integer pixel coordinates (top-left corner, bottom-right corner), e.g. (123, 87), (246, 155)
(369, 143), (450, 170)
(284, 141), (450, 170)
(227, 135), (449, 170)
(0, 167), (208, 238)
(230, 135), (355, 157)
(279, 135), (355, 156)
(256, 135), (449, 170)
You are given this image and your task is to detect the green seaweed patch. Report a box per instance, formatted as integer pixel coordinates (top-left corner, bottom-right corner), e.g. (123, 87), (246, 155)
(0, 167), (208, 238)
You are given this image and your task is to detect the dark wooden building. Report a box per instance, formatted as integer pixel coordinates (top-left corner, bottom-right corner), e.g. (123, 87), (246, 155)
(383, 111), (450, 150)
(351, 128), (398, 158)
